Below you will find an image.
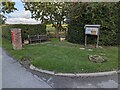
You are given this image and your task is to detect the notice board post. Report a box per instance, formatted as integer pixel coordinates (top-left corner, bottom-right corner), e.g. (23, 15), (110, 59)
(84, 25), (100, 48)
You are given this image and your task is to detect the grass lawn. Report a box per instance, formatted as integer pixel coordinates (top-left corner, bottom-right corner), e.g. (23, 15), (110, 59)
(0, 27), (2, 47)
(2, 38), (118, 73)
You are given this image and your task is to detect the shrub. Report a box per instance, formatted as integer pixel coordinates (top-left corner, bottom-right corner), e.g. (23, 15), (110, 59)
(67, 2), (119, 46)
(2, 24), (46, 42)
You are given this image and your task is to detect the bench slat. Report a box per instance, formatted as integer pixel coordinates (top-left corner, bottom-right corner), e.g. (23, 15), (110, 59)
(28, 34), (49, 44)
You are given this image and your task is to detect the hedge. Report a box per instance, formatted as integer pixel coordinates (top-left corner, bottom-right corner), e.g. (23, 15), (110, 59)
(67, 2), (119, 46)
(2, 24), (46, 42)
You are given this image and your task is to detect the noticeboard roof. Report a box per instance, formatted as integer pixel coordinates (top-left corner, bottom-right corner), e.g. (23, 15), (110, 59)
(84, 25), (100, 28)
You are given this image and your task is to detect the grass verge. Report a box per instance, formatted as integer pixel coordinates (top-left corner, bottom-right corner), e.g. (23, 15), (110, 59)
(2, 38), (118, 73)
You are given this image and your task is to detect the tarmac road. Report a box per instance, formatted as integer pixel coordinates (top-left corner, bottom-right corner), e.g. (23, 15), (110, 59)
(30, 69), (119, 88)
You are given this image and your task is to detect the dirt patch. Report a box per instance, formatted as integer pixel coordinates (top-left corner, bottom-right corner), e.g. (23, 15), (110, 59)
(89, 55), (105, 63)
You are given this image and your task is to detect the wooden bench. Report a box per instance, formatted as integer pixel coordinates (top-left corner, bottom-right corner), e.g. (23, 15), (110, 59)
(28, 34), (49, 44)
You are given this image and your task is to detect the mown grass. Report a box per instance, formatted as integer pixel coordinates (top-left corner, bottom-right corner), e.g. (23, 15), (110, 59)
(0, 26), (2, 47)
(2, 37), (118, 73)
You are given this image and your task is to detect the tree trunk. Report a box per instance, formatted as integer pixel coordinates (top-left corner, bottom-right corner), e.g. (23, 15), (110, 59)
(55, 26), (59, 38)
(53, 22), (62, 38)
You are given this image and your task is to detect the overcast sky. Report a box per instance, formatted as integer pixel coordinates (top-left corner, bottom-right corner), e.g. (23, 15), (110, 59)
(5, 0), (41, 24)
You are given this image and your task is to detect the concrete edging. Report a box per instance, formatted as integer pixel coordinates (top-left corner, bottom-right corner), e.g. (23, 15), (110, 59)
(30, 64), (118, 77)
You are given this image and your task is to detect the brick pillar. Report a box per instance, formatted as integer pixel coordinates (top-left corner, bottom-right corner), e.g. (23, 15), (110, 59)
(11, 28), (22, 50)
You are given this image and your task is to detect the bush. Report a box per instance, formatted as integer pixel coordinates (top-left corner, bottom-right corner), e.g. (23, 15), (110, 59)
(67, 2), (119, 46)
(2, 24), (46, 42)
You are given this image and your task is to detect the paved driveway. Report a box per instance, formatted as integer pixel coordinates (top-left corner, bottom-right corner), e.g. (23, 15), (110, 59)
(2, 48), (51, 88)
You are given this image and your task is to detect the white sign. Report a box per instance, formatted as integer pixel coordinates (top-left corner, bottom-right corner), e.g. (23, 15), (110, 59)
(85, 27), (98, 35)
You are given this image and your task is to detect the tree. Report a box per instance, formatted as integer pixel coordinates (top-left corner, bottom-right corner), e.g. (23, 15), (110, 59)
(0, 14), (6, 24)
(24, 2), (71, 38)
(0, 2), (17, 24)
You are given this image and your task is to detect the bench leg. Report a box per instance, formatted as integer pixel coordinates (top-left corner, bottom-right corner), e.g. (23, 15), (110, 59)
(29, 40), (31, 44)
(39, 40), (41, 43)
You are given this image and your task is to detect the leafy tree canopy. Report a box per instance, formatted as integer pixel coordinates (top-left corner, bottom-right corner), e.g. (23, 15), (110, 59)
(0, 2), (17, 24)
(24, 2), (72, 37)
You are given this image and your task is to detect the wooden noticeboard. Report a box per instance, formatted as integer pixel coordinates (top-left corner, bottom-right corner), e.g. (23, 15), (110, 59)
(84, 25), (100, 48)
